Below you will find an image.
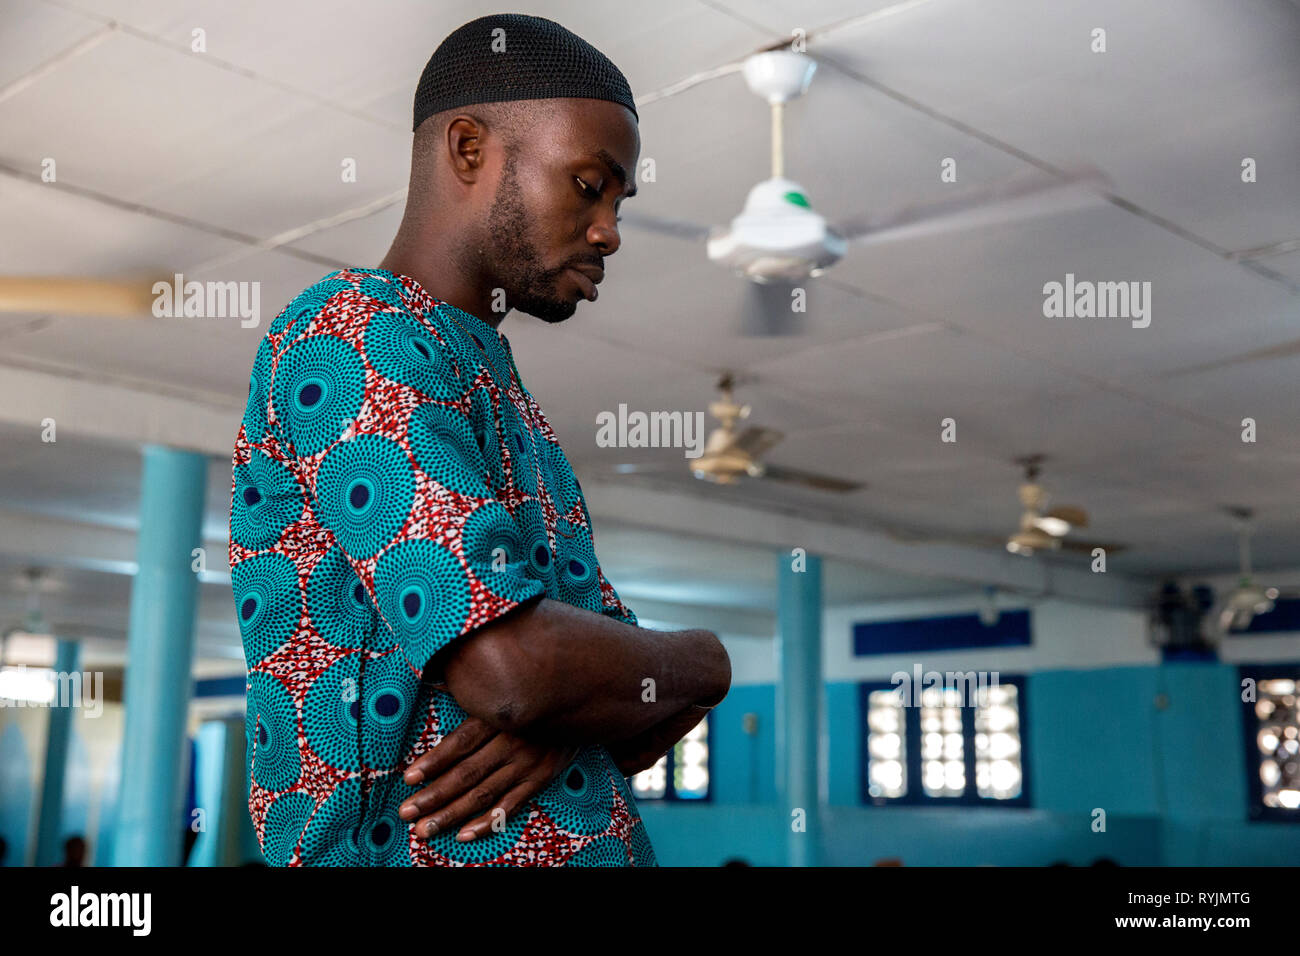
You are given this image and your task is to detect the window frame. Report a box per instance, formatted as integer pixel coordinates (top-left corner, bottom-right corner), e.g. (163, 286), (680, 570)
(628, 711), (713, 803)
(1239, 663), (1300, 823)
(858, 674), (1031, 808)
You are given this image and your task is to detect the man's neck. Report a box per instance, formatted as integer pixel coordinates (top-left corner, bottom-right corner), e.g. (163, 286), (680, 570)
(378, 243), (506, 330)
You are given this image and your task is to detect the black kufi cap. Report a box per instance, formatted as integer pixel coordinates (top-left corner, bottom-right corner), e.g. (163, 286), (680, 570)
(413, 13), (637, 132)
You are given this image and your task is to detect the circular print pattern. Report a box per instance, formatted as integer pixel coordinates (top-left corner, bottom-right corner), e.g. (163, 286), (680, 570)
(364, 310), (459, 401)
(305, 547), (375, 650)
(628, 819), (658, 867)
(407, 402), (489, 496)
(272, 334), (366, 457)
(247, 671), (301, 792)
(372, 538), (471, 668)
(268, 277), (354, 337)
(302, 654), (365, 773)
(553, 518), (601, 611)
(315, 434), (415, 558)
(432, 306), (490, 379)
(357, 275), (409, 311)
(232, 552), (299, 664)
(260, 790), (316, 865)
(243, 335), (273, 439)
(500, 399), (537, 495)
(231, 447), (301, 551)
(567, 834), (629, 866)
(358, 802), (410, 865)
(539, 438), (582, 516)
(461, 501), (527, 589)
(512, 499), (555, 595)
(357, 650), (419, 772)
(467, 387), (505, 492)
(535, 748), (615, 836)
(298, 776), (365, 865)
(420, 791), (532, 865)
(467, 325), (513, 384)
(297, 780), (410, 868)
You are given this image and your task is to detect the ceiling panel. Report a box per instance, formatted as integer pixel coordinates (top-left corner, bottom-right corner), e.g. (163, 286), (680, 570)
(0, 29), (310, 202)
(133, 105), (412, 240)
(817, 0), (1300, 251)
(0, 0), (108, 91)
(1, 0), (1298, 582)
(0, 173), (249, 276)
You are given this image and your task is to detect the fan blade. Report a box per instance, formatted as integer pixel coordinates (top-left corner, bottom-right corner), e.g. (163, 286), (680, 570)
(0, 276), (161, 317)
(619, 211), (713, 242)
(742, 279), (807, 336)
(1044, 505), (1089, 529)
(759, 463), (862, 493)
(1059, 539), (1127, 555)
(834, 167), (1109, 245)
(731, 426), (784, 458)
(1221, 606), (1254, 632)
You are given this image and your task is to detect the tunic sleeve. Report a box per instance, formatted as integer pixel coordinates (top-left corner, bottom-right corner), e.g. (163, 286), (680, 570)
(256, 285), (545, 673)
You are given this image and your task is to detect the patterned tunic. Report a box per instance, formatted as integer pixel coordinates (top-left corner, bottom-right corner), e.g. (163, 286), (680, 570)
(228, 267), (656, 866)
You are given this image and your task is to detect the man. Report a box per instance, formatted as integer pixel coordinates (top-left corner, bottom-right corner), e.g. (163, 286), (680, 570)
(229, 13), (730, 866)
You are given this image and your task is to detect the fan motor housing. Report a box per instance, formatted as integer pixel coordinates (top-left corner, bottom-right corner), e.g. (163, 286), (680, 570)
(707, 177), (847, 281)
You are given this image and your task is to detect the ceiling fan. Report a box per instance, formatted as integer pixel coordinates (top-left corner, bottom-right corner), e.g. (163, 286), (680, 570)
(1217, 507), (1300, 632)
(612, 372), (863, 492)
(621, 49), (1111, 335)
(1, 567), (58, 667)
(1004, 455), (1122, 557)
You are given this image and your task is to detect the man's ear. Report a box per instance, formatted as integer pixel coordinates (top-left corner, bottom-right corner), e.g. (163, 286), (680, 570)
(446, 115), (485, 185)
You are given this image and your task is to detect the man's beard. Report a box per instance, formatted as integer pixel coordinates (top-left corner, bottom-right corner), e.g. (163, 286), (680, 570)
(485, 156), (577, 324)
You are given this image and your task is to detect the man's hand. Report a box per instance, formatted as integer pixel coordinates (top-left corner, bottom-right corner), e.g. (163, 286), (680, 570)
(398, 716), (579, 842)
(606, 702), (715, 777)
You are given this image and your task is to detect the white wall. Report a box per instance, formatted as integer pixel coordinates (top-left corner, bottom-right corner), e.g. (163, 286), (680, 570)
(1177, 566), (1300, 663)
(706, 590), (1156, 687)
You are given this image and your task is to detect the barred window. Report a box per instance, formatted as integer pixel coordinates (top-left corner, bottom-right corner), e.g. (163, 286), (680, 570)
(866, 688), (906, 799)
(860, 675), (1029, 806)
(1243, 669), (1300, 820)
(631, 712), (710, 801)
(974, 683), (1023, 800)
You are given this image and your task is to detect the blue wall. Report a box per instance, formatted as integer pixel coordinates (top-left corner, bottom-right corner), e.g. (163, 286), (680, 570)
(637, 662), (1300, 866)
(6, 662), (1296, 866)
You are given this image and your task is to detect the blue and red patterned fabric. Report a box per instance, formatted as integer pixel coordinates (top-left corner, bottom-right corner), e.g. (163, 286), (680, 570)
(229, 267), (656, 866)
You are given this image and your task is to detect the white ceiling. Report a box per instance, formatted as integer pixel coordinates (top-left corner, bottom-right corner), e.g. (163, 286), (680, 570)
(0, 421), (972, 663)
(2, 0), (1300, 660)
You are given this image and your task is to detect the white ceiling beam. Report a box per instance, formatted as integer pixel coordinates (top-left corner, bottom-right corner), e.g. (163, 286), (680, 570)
(0, 362), (238, 457)
(0, 367), (1151, 607)
(581, 480), (1153, 609)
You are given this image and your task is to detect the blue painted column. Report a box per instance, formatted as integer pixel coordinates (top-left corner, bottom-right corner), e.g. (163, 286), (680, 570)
(775, 550), (823, 867)
(34, 638), (81, 866)
(109, 444), (207, 866)
(188, 718), (251, 866)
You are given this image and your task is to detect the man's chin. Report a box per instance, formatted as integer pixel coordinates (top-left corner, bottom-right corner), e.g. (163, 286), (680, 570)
(518, 297), (578, 324)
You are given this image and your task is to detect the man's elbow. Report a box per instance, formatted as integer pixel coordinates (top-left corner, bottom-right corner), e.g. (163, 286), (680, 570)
(441, 627), (539, 733)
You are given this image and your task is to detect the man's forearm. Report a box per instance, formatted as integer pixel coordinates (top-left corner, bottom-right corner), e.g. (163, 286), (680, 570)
(443, 598), (731, 745)
(604, 702), (715, 777)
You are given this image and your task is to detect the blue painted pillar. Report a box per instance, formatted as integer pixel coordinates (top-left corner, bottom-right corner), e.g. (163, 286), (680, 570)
(109, 444), (207, 866)
(775, 550), (823, 867)
(188, 718), (250, 866)
(34, 638), (80, 866)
